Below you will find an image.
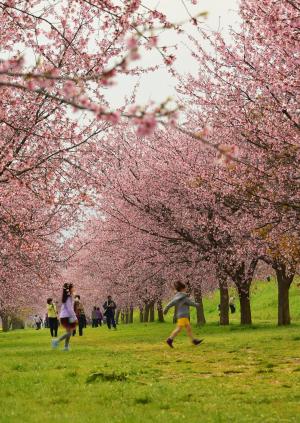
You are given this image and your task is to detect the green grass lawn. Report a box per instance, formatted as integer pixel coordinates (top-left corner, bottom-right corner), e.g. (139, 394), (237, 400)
(1, 280), (300, 423)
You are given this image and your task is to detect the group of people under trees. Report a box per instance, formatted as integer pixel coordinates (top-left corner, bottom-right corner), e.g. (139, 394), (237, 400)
(49, 281), (204, 351)
(46, 288), (117, 349)
(91, 297), (117, 329)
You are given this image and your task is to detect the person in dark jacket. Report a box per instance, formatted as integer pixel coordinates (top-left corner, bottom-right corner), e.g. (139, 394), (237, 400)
(164, 281), (203, 348)
(103, 296), (117, 329)
(229, 297), (236, 314)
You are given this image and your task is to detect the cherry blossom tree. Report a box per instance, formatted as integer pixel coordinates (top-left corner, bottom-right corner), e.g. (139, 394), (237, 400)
(177, 0), (300, 325)
(0, 0), (201, 129)
(2, 0), (298, 329)
(59, 1), (299, 329)
(0, 0), (205, 325)
(66, 124), (260, 325)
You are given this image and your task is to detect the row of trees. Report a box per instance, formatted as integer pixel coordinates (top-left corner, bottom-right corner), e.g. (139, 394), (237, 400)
(1, 0), (199, 327)
(69, 0), (300, 326)
(1, 1), (298, 328)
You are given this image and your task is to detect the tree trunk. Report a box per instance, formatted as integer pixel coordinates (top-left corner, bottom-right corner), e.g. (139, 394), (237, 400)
(125, 309), (129, 324)
(116, 310), (120, 325)
(275, 265), (294, 326)
(11, 316), (25, 330)
(129, 307), (134, 324)
(1, 313), (10, 332)
(173, 305), (178, 324)
(121, 311), (125, 324)
(149, 302), (155, 322)
(229, 259), (257, 325)
(194, 287), (206, 325)
(157, 300), (164, 322)
(143, 302), (150, 322)
(219, 281), (229, 325)
(139, 306), (144, 323)
(237, 285), (252, 325)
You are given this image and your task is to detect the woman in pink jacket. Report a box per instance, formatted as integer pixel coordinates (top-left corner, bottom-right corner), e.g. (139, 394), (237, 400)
(52, 283), (77, 351)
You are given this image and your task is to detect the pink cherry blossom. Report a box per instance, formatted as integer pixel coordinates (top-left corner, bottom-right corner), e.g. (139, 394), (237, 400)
(135, 115), (157, 137)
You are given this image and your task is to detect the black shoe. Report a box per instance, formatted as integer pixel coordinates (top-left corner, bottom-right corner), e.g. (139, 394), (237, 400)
(166, 338), (174, 348)
(192, 338), (203, 346)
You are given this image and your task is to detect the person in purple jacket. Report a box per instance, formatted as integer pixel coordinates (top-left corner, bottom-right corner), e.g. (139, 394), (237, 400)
(51, 283), (77, 351)
(96, 307), (103, 327)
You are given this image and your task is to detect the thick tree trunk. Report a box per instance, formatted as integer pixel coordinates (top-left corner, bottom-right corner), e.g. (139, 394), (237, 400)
(275, 265), (294, 326)
(139, 306), (144, 323)
(129, 307), (134, 324)
(1, 313), (10, 332)
(125, 309), (129, 324)
(143, 302), (150, 323)
(149, 302), (155, 322)
(11, 316), (25, 330)
(194, 287), (206, 325)
(229, 259), (257, 325)
(237, 285), (252, 325)
(219, 281), (229, 325)
(157, 300), (164, 322)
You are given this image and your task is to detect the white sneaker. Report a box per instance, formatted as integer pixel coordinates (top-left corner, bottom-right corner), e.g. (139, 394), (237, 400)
(63, 345), (70, 351)
(51, 339), (59, 349)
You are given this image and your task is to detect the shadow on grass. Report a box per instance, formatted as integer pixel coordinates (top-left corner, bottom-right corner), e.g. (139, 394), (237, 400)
(86, 371), (128, 383)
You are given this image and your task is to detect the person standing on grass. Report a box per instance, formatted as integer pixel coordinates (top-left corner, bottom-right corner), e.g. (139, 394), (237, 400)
(47, 298), (58, 337)
(103, 296), (117, 330)
(52, 283), (77, 351)
(96, 307), (103, 326)
(163, 281), (203, 348)
(73, 295), (86, 336)
(229, 297), (236, 314)
(91, 306), (98, 327)
(34, 315), (42, 330)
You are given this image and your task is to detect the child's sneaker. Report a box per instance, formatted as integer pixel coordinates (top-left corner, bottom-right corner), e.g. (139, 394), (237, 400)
(51, 339), (59, 349)
(193, 338), (203, 346)
(63, 345), (70, 351)
(166, 338), (174, 348)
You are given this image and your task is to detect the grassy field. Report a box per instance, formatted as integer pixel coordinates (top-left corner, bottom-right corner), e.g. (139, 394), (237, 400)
(1, 280), (300, 423)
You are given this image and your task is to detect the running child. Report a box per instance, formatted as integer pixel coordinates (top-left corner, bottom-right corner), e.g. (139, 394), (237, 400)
(164, 281), (203, 348)
(52, 283), (77, 351)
